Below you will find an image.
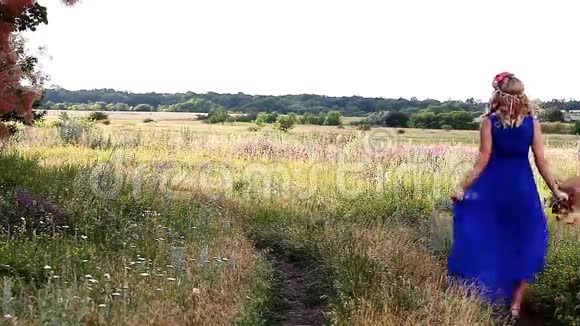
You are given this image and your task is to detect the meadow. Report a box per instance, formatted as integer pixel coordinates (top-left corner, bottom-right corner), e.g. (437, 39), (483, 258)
(1, 111), (580, 325)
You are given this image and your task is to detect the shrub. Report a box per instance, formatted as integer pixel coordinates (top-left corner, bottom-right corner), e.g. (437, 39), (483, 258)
(397, 129), (405, 134)
(273, 115), (296, 132)
(101, 120), (111, 125)
(52, 113), (110, 149)
(143, 118), (155, 123)
(208, 108), (231, 124)
(53, 113), (91, 145)
(86, 111), (109, 122)
(325, 111), (343, 126)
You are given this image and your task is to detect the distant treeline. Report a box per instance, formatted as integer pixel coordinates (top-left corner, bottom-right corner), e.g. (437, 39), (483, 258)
(42, 88), (486, 116)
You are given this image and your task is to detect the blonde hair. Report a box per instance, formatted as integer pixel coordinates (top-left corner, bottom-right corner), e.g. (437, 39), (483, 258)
(486, 72), (533, 127)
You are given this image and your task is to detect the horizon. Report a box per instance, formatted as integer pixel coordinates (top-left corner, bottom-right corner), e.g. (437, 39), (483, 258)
(27, 0), (580, 102)
(43, 87), (580, 103)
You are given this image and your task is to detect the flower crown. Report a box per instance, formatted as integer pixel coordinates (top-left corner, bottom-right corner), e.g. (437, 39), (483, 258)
(492, 72), (513, 90)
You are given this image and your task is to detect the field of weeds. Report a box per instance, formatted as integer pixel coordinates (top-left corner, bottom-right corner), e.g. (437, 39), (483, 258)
(1, 117), (580, 325)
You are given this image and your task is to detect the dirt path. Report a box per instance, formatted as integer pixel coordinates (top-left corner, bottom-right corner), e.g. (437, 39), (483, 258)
(269, 253), (325, 326)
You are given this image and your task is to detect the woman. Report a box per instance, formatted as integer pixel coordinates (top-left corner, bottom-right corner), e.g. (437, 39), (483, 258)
(448, 72), (568, 317)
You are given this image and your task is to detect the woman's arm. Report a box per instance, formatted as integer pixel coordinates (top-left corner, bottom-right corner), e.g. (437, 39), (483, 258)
(531, 118), (559, 194)
(458, 118), (493, 191)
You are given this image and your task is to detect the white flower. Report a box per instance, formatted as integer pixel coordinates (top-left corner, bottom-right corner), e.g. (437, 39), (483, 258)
(103, 273), (111, 279)
(85, 275), (93, 279)
(222, 258), (229, 262)
(156, 288), (162, 292)
(192, 288), (201, 294)
(52, 275), (60, 279)
(167, 277), (176, 282)
(125, 267), (131, 271)
(43, 265), (52, 270)
(140, 273), (150, 277)
(80, 235), (88, 240)
(112, 292), (121, 296)
(89, 279), (99, 284)
(98, 304), (106, 308)
(82, 260), (88, 263)
(4, 314), (12, 319)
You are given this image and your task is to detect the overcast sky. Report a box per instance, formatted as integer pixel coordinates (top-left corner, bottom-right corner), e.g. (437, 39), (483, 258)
(25, 0), (580, 100)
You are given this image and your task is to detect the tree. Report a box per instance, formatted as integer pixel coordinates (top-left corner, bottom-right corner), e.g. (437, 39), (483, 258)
(384, 111), (409, 127)
(540, 108), (565, 122)
(1, 0), (78, 121)
(265, 112), (279, 124)
(409, 112), (439, 129)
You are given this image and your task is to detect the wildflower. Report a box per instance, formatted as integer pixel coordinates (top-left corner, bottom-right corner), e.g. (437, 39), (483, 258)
(89, 279), (99, 284)
(53, 275), (60, 279)
(192, 288), (201, 294)
(112, 292), (121, 297)
(138, 257), (146, 261)
(104, 273), (111, 279)
(140, 273), (150, 277)
(80, 235), (88, 240)
(125, 267), (131, 271)
(82, 260), (88, 263)
(156, 288), (162, 292)
(167, 277), (176, 282)
(98, 304), (106, 308)
(96, 266), (102, 270)
(166, 265), (174, 268)
(43, 265), (52, 270)
(85, 275), (93, 279)
(222, 258), (229, 262)
(4, 314), (12, 319)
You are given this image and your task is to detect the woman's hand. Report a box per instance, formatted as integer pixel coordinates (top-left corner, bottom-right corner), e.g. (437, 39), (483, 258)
(451, 189), (465, 202)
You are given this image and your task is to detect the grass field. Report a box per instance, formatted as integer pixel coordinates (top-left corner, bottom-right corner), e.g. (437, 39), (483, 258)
(1, 113), (580, 325)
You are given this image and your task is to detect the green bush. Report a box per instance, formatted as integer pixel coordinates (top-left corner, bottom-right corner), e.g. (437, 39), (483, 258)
(273, 115), (296, 132)
(208, 108), (231, 124)
(52, 113), (110, 148)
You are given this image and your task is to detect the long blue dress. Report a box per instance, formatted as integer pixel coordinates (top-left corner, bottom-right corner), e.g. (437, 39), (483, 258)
(448, 114), (548, 304)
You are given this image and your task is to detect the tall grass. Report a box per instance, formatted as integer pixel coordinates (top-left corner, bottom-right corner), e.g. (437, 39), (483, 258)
(1, 121), (579, 324)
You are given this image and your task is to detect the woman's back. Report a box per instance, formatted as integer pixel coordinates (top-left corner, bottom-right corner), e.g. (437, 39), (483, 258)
(490, 114), (534, 159)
